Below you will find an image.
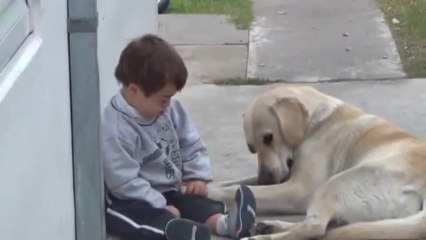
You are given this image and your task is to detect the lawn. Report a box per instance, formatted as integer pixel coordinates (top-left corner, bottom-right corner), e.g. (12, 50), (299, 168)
(167, 0), (254, 30)
(377, 0), (426, 77)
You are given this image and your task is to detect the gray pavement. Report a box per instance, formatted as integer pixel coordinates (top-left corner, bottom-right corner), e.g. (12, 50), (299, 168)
(159, 14), (249, 85)
(159, 14), (249, 45)
(175, 45), (248, 86)
(247, 0), (406, 81)
(159, 0), (407, 84)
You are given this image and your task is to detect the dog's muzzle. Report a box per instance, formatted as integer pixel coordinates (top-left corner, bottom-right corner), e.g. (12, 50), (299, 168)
(258, 158), (294, 185)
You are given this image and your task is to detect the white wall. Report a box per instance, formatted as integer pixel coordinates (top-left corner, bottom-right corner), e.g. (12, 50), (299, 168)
(97, 0), (158, 110)
(0, 0), (75, 239)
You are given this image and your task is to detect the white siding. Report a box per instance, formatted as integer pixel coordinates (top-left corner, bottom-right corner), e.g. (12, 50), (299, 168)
(0, 0), (74, 239)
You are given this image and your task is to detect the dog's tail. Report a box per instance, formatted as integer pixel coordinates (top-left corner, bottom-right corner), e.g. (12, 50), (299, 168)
(321, 210), (426, 240)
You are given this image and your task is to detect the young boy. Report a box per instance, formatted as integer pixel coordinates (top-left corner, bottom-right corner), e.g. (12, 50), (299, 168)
(101, 34), (257, 240)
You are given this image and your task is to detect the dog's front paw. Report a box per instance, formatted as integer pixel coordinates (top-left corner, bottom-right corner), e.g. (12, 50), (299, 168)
(255, 221), (276, 235)
(249, 222), (257, 236)
(255, 220), (294, 235)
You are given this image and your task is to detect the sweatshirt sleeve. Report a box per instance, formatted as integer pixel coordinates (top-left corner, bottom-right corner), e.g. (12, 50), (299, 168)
(101, 124), (167, 208)
(170, 100), (213, 182)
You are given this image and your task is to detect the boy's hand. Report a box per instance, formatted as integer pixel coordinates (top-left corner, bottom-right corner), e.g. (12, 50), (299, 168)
(183, 180), (208, 196)
(165, 205), (181, 217)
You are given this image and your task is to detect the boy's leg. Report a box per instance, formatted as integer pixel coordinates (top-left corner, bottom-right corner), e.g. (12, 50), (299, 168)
(175, 185), (257, 239)
(105, 198), (211, 240)
(164, 218), (211, 240)
(106, 199), (175, 240)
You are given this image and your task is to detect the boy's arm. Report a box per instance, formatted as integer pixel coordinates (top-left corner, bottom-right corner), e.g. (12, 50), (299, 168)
(170, 100), (213, 182)
(102, 133), (167, 208)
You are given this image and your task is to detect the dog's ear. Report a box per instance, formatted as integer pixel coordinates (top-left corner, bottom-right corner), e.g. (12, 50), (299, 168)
(270, 97), (308, 148)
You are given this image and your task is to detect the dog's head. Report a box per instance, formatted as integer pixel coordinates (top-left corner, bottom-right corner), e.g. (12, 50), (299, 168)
(243, 86), (338, 185)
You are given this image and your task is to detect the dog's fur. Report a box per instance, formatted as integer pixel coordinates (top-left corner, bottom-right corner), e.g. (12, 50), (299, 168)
(208, 85), (426, 240)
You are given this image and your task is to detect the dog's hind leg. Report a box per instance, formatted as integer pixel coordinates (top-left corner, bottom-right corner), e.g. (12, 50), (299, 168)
(245, 166), (413, 240)
(322, 208), (426, 240)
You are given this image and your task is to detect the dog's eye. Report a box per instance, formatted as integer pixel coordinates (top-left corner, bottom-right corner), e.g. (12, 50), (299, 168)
(263, 133), (273, 145)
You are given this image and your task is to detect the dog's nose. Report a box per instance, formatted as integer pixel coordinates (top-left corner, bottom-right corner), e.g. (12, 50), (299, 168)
(286, 158), (294, 169)
(258, 168), (276, 185)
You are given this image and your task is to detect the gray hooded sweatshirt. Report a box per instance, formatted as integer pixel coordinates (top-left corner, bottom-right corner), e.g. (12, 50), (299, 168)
(101, 92), (213, 208)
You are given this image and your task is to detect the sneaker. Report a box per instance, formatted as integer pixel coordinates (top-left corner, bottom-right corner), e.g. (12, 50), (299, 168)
(228, 185), (257, 239)
(165, 218), (211, 240)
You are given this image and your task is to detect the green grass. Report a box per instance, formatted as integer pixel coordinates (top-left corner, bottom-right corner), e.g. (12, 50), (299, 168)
(378, 0), (426, 77)
(167, 0), (254, 30)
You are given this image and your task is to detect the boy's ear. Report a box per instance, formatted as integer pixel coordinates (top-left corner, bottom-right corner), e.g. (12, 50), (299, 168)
(128, 83), (141, 95)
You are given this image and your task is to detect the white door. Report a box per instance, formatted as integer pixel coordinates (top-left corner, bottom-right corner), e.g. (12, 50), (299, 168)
(0, 0), (75, 239)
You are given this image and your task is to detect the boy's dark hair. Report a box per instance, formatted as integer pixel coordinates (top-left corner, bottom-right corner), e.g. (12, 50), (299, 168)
(114, 34), (187, 96)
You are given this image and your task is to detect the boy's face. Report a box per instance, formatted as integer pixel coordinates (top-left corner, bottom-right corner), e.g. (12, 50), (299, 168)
(127, 82), (177, 118)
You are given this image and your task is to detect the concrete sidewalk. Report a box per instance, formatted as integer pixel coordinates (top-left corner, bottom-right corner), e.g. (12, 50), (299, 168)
(159, 14), (249, 86)
(159, 0), (407, 83)
(247, 0), (406, 81)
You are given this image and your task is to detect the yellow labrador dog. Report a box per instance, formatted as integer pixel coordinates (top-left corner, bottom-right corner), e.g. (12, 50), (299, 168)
(208, 85), (426, 240)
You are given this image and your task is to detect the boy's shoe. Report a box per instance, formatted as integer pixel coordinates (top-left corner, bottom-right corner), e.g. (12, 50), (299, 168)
(165, 218), (211, 240)
(228, 185), (257, 239)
